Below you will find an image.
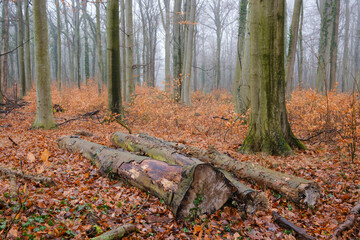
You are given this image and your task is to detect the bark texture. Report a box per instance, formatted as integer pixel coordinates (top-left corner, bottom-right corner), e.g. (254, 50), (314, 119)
(32, 0), (57, 129)
(91, 224), (136, 240)
(332, 201), (360, 239)
(111, 132), (269, 214)
(58, 136), (235, 219)
(132, 133), (320, 207)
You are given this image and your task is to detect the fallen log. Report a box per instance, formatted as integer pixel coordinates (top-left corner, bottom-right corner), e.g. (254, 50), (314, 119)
(116, 133), (321, 207)
(332, 201), (360, 239)
(0, 167), (56, 186)
(91, 223), (136, 240)
(272, 211), (316, 240)
(111, 131), (269, 214)
(57, 136), (234, 219)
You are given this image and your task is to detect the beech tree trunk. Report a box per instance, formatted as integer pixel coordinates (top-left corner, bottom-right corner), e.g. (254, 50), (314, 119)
(96, 2), (103, 93)
(111, 132), (269, 214)
(57, 136), (234, 219)
(125, 0), (135, 102)
(1, 0), (9, 94)
(24, 0), (32, 92)
(124, 133), (321, 207)
(17, 0), (26, 98)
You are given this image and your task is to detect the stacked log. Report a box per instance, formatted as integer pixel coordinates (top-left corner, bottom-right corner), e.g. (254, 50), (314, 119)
(111, 132), (321, 207)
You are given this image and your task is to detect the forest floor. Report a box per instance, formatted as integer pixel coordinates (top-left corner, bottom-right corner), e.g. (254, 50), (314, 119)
(0, 84), (359, 239)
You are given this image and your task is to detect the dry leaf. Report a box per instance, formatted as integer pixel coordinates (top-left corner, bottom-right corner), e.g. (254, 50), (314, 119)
(40, 149), (50, 162)
(27, 152), (36, 163)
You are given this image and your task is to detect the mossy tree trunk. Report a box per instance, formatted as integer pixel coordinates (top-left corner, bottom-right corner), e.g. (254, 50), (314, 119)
(329, 0), (340, 90)
(31, 0), (57, 130)
(240, 0), (304, 155)
(107, 0), (123, 116)
(172, 0), (183, 101)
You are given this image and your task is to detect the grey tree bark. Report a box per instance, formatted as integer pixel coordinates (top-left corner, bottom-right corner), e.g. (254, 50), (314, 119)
(180, 0), (196, 106)
(17, 0), (26, 98)
(172, 0), (183, 101)
(96, 2), (104, 93)
(159, 0), (171, 92)
(83, 1), (90, 85)
(31, 0), (57, 129)
(107, 0), (123, 116)
(56, 0), (62, 90)
(63, 1), (74, 85)
(1, 1), (9, 96)
(24, 0), (32, 92)
(120, 0), (127, 100)
(285, 0), (302, 94)
(329, 0), (340, 90)
(73, 0), (81, 88)
(341, 0), (350, 92)
(125, 0), (135, 102)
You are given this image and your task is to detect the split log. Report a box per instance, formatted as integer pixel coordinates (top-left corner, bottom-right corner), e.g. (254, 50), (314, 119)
(115, 133), (321, 207)
(91, 223), (136, 240)
(57, 136), (234, 219)
(332, 201), (360, 239)
(272, 211), (316, 240)
(111, 132), (269, 214)
(0, 167), (56, 186)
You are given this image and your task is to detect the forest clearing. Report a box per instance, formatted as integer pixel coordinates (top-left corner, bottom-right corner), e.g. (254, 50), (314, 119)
(0, 85), (359, 239)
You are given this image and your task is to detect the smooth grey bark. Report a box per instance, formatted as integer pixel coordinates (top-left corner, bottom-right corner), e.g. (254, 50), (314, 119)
(1, 1), (9, 94)
(125, 0), (135, 102)
(96, 2), (104, 93)
(180, 0), (196, 106)
(31, 0), (57, 129)
(107, 0), (123, 115)
(24, 0), (32, 92)
(172, 0), (183, 101)
(159, 0), (171, 92)
(285, 0), (302, 94)
(73, 0), (81, 88)
(341, 0), (350, 92)
(17, 0), (26, 98)
(83, 1), (90, 85)
(56, 0), (61, 90)
(120, 0), (127, 100)
(298, 3), (304, 89)
(233, 0), (248, 114)
(240, 0), (305, 155)
(329, 0), (340, 90)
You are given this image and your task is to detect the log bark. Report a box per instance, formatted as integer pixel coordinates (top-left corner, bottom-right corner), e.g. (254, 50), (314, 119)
(111, 131), (269, 214)
(119, 133), (321, 207)
(332, 201), (360, 239)
(0, 167), (56, 186)
(272, 211), (316, 240)
(91, 223), (136, 240)
(57, 136), (234, 219)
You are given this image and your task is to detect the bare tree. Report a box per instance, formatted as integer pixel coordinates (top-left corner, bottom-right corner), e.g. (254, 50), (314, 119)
(125, 0), (135, 102)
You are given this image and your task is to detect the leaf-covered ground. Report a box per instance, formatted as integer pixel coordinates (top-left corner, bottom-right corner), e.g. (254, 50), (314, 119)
(0, 84), (359, 239)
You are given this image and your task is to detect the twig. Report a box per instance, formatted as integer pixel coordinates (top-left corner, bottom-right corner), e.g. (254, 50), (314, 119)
(57, 110), (100, 126)
(0, 167), (56, 186)
(8, 136), (18, 147)
(272, 211), (316, 240)
(0, 38), (32, 57)
(115, 118), (132, 134)
(331, 201), (360, 239)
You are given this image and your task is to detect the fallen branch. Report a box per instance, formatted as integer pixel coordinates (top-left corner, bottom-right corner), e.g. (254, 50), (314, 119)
(332, 201), (360, 239)
(272, 211), (316, 240)
(0, 167), (56, 186)
(57, 110), (100, 126)
(91, 223), (136, 240)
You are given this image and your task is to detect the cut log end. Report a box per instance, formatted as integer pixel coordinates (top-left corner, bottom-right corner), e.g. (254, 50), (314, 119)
(243, 191), (269, 215)
(299, 183), (321, 207)
(176, 164), (234, 219)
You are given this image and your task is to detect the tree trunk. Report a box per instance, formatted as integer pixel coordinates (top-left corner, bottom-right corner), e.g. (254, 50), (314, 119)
(329, 0), (340, 91)
(233, 0), (248, 114)
(120, 0), (127, 100)
(298, 3), (304, 89)
(57, 136), (235, 220)
(173, 0), (183, 101)
(73, 0), (81, 88)
(128, 133), (320, 207)
(159, 0), (171, 92)
(24, 0), (32, 92)
(83, 1), (90, 85)
(56, 0), (62, 90)
(240, 0), (305, 155)
(285, 0), (302, 94)
(96, 2), (103, 93)
(31, 0), (57, 130)
(63, 1), (74, 85)
(125, 0), (135, 102)
(180, 0), (196, 106)
(341, 0), (350, 92)
(111, 132), (270, 214)
(17, 0), (26, 98)
(107, 0), (123, 116)
(1, 1), (9, 94)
